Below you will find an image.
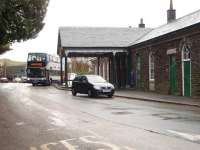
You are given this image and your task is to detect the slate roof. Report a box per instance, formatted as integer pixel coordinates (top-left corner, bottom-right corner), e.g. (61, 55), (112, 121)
(132, 9), (200, 45)
(59, 27), (152, 48)
(58, 9), (200, 49)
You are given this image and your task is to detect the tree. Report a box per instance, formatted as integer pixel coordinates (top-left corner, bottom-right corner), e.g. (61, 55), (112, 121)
(71, 58), (91, 75)
(0, 0), (49, 54)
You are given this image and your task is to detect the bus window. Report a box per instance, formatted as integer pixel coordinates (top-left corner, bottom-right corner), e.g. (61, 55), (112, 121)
(28, 53), (46, 62)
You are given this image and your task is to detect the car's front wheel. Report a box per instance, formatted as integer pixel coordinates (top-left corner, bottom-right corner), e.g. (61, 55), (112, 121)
(108, 94), (113, 98)
(72, 88), (77, 96)
(88, 90), (93, 97)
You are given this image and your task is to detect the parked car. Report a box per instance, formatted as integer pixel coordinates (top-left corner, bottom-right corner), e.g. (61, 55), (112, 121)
(21, 76), (28, 83)
(13, 77), (22, 83)
(71, 75), (115, 98)
(0, 77), (9, 83)
(68, 73), (77, 87)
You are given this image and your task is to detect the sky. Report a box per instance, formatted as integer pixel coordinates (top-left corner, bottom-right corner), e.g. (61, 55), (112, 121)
(0, 0), (200, 62)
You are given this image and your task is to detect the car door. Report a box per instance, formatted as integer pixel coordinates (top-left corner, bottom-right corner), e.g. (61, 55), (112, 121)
(73, 76), (81, 92)
(79, 76), (88, 94)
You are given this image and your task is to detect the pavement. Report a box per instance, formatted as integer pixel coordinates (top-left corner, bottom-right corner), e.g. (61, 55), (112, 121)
(115, 90), (200, 107)
(54, 84), (200, 107)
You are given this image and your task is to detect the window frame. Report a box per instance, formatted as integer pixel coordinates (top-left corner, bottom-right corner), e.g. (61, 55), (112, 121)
(149, 51), (155, 81)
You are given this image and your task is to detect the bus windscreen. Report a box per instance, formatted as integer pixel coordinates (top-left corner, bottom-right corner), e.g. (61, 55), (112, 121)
(28, 53), (46, 62)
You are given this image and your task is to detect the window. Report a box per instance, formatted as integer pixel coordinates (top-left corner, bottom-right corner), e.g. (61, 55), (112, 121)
(149, 52), (155, 81)
(182, 45), (191, 60)
(28, 53), (46, 62)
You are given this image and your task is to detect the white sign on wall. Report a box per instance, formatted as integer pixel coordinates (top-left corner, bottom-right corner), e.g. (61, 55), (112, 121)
(167, 48), (177, 55)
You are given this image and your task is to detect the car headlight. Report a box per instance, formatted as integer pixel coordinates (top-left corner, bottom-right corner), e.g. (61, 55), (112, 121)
(93, 85), (101, 90)
(110, 85), (115, 89)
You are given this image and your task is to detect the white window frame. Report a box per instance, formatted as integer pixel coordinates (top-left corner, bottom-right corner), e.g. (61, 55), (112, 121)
(149, 52), (155, 81)
(181, 44), (192, 96)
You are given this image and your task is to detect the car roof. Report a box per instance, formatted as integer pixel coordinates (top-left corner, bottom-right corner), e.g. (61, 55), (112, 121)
(85, 75), (101, 77)
(76, 74), (100, 77)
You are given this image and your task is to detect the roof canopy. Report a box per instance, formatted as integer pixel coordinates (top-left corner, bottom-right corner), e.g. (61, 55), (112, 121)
(57, 27), (152, 57)
(58, 27), (152, 48)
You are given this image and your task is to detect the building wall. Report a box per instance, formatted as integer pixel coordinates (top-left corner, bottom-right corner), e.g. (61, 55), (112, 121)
(190, 33), (200, 98)
(131, 27), (200, 98)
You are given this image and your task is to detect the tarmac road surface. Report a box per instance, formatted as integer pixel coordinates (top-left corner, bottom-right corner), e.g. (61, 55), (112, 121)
(0, 83), (200, 150)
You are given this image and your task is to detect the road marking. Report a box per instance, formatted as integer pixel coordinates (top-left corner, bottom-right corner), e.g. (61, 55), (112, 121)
(29, 135), (136, 150)
(46, 128), (57, 131)
(48, 116), (66, 127)
(124, 146), (137, 150)
(40, 143), (58, 150)
(30, 147), (37, 150)
(168, 130), (200, 142)
(87, 130), (103, 138)
(60, 139), (78, 150)
(16, 122), (25, 126)
(80, 136), (120, 150)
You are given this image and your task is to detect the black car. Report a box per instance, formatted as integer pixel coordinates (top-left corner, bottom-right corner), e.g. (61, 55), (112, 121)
(71, 75), (115, 98)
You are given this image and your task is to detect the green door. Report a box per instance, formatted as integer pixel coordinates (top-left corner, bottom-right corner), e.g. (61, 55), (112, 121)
(169, 55), (176, 95)
(136, 53), (141, 88)
(183, 61), (191, 96)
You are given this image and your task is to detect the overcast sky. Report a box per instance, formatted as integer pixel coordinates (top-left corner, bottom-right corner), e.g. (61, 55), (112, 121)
(0, 0), (200, 61)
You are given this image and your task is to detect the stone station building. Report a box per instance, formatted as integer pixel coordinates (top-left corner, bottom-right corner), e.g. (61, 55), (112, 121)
(57, 0), (200, 98)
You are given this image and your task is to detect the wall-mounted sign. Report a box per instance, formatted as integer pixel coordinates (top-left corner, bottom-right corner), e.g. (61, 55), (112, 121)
(167, 48), (177, 55)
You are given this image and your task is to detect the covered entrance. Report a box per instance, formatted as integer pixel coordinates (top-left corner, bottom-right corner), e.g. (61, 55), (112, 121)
(57, 27), (145, 89)
(58, 48), (128, 88)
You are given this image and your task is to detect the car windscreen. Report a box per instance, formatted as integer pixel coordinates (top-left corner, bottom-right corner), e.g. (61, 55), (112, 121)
(87, 76), (106, 83)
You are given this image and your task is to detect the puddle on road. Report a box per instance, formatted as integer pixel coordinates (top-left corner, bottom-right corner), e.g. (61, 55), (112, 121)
(16, 122), (25, 126)
(112, 111), (134, 115)
(152, 113), (187, 120)
(48, 116), (66, 127)
(107, 107), (141, 111)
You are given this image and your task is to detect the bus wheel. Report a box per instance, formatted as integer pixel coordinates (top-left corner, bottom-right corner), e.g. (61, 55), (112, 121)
(32, 83), (36, 86)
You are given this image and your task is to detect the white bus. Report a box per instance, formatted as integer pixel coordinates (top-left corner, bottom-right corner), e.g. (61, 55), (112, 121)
(27, 53), (61, 86)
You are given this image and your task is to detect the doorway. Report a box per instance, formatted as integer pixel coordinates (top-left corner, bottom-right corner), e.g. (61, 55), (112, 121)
(182, 45), (191, 96)
(169, 55), (176, 95)
(136, 53), (141, 88)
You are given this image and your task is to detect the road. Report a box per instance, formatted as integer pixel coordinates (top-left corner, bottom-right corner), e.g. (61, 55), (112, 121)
(0, 83), (200, 150)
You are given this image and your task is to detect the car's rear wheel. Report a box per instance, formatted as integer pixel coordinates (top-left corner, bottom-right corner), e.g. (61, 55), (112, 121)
(72, 88), (77, 96)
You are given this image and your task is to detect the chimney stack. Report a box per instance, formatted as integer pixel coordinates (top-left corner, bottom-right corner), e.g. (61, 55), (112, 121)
(138, 18), (145, 28)
(167, 0), (176, 23)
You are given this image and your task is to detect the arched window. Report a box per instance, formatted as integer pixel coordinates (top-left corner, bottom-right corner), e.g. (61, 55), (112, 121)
(181, 44), (191, 96)
(149, 52), (155, 81)
(182, 45), (191, 61)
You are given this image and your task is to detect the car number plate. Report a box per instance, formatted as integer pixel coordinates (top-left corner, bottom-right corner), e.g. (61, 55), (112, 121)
(103, 89), (111, 92)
